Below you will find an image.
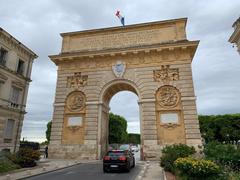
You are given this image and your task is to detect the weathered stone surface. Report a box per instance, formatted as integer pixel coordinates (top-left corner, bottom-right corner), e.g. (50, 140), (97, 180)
(49, 18), (202, 161)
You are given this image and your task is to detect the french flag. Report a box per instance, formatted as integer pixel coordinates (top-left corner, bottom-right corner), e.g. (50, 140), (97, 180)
(115, 10), (125, 26)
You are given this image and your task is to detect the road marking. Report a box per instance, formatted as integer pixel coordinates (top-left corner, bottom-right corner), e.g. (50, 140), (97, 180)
(64, 171), (75, 175)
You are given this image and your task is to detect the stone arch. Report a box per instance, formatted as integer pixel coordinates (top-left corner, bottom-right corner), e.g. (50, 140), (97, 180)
(99, 79), (142, 105)
(97, 79), (142, 159)
(49, 18), (202, 160)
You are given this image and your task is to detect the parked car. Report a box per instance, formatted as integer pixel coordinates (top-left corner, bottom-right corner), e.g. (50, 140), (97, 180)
(119, 144), (131, 151)
(131, 145), (139, 152)
(103, 150), (135, 172)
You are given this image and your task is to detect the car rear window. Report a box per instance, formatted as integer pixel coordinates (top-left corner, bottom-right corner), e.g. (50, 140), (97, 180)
(107, 151), (125, 156)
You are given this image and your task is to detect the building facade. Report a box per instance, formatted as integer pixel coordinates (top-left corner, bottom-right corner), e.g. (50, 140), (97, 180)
(229, 17), (240, 54)
(49, 18), (202, 160)
(0, 28), (37, 152)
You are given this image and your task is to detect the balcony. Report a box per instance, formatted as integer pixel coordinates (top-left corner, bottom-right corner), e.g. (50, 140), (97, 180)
(0, 98), (24, 112)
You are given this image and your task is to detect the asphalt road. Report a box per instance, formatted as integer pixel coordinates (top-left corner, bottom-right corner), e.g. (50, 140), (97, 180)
(24, 161), (141, 180)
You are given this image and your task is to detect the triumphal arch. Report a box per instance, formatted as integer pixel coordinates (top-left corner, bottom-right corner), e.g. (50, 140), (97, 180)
(49, 18), (202, 160)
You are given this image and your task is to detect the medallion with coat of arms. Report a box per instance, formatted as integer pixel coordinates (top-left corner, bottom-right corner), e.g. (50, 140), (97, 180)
(112, 61), (126, 78)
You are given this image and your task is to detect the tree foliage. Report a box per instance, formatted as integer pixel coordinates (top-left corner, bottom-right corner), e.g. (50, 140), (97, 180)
(128, 133), (140, 144)
(199, 114), (240, 143)
(204, 141), (240, 171)
(46, 121), (52, 143)
(109, 113), (128, 144)
(20, 141), (39, 150)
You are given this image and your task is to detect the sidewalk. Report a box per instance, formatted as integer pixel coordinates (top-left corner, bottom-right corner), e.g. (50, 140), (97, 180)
(0, 158), (99, 180)
(136, 161), (165, 180)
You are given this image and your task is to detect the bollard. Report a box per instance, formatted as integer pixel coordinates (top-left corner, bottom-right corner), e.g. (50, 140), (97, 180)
(6, 174), (10, 180)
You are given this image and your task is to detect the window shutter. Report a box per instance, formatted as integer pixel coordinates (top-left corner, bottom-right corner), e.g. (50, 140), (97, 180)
(11, 87), (20, 104)
(4, 119), (15, 139)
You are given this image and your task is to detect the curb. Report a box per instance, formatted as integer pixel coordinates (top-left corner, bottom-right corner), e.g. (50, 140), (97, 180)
(135, 161), (149, 180)
(18, 162), (83, 180)
(162, 169), (167, 180)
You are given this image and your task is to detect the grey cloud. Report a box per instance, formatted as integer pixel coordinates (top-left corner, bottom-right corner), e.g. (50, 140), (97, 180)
(1, 0), (239, 141)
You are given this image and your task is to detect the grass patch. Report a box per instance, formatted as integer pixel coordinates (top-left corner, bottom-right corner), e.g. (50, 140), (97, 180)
(0, 155), (20, 174)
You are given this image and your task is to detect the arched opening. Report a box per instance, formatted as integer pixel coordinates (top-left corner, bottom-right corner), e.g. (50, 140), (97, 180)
(98, 80), (142, 160)
(109, 91), (140, 161)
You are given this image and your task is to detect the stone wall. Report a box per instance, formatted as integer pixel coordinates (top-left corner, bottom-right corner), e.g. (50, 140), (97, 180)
(49, 18), (202, 160)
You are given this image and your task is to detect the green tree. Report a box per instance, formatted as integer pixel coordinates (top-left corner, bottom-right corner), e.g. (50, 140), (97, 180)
(46, 121), (52, 143)
(199, 114), (240, 143)
(109, 113), (128, 144)
(128, 133), (141, 144)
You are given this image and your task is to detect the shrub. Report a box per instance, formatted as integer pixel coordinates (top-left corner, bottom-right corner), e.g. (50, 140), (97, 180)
(228, 171), (240, 180)
(174, 157), (220, 179)
(204, 141), (240, 171)
(9, 148), (41, 168)
(160, 144), (196, 172)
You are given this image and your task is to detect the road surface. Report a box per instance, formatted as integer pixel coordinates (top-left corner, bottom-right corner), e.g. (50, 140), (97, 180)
(25, 152), (142, 180)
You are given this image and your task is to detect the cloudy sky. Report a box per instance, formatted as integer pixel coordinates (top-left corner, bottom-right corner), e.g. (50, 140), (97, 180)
(1, 0), (240, 142)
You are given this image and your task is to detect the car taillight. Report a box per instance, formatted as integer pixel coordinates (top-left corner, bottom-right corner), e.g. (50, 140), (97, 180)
(119, 156), (126, 161)
(104, 156), (110, 160)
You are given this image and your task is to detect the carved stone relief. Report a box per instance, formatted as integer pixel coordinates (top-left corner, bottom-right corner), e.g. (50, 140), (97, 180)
(161, 123), (180, 129)
(66, 91), (86, 112)
(67, 72), (88, 88)
(112, 61), (126, 78)
(156, 85), (180, 108)
(153, 65), (179, 83)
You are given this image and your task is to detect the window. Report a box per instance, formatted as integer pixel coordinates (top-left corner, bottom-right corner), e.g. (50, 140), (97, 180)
(17, 59), (25, 75)
(0, 82), (3, 98)
(10, 86), (20, 104)
(0, 48), (8, 66)
(4, 119), (15, 140)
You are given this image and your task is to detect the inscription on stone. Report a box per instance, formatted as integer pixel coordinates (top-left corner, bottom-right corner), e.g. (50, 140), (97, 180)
(69, 27), (175, 51)
(68, 117), (83, 126)
(161, 113), (178, 123)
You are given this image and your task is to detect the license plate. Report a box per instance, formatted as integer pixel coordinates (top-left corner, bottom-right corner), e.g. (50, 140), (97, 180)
(110, 165), (118, 168)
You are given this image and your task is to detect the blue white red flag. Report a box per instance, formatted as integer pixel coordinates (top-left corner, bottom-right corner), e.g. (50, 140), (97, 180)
(115, 10), (125, 26)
